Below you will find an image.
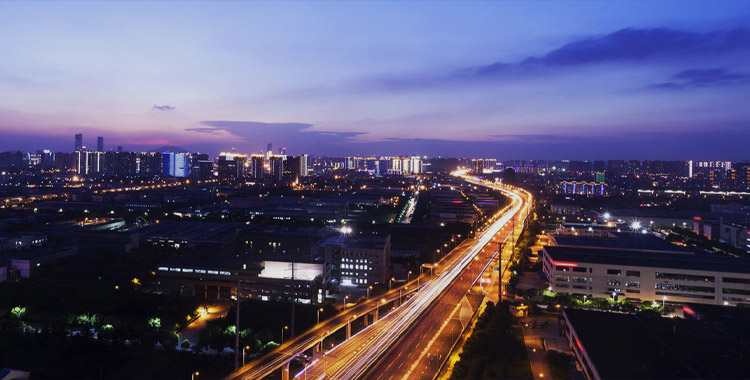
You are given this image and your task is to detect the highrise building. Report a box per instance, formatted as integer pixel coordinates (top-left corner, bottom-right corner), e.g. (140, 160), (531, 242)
(269, 155), (285, 181)
(162, 152), (190, 177)
(75, 134), (83, 151)
(250, 154), (265, 180)
(106, 151), (137, 177)
(97, 136), (104, 152)
(283, 155), (308, 183)
(409, 156), (422, 175)
(217, 152), (247, 180)
(137, 152), (162, 175)
(75, 151), (105, 175)
(595, 172), (606, 183)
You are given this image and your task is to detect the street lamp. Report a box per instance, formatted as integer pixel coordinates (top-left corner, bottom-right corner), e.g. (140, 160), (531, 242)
(242, 345), (250, 366)
(407, 271), (412, 283)
(344, 295), (349, 310)
(281, 325), (288, 344)
(317, 307), (324, 325)
(389, 277), (395, 290)
(399, 287), (407, 306)
(367, 285), (372, 299)
(192, 371), (199, 380)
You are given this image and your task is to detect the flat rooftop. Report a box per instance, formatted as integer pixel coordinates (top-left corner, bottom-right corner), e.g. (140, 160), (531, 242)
(565, 308), (750, 379)
(552, 232), (689, 253)
(545, 245), (750, 274)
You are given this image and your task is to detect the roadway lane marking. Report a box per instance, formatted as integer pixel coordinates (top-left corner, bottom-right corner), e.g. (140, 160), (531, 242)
(401, 298), (464, 380)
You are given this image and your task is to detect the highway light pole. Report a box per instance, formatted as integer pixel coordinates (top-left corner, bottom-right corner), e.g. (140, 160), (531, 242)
(235, 280), (240, 370)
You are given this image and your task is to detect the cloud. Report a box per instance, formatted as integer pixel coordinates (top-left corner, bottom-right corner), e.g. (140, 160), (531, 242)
(348, 26), (750, 93)
(153, 104), (176, 111)
(651, 68), (750, 89)
(517, 27), (750, 68)
(187, 121), (366, 154)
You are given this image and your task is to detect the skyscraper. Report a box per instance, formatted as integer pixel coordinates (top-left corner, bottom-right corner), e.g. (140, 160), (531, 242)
(75, 134), (83, 151)
(97, 136), (104, 152)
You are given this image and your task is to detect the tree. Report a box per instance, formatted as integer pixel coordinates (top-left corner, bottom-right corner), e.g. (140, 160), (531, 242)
(11, 306), (26, 319)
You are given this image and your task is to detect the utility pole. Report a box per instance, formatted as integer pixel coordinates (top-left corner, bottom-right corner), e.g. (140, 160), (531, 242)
(235, 280), (240, 370)
(291, 261), (295, 337)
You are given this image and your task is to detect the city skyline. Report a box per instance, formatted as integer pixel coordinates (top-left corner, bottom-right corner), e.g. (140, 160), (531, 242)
(1, 1), (749, 158)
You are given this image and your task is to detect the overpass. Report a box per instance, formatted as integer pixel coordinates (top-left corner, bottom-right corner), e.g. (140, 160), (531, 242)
(227, 172), (531, 380)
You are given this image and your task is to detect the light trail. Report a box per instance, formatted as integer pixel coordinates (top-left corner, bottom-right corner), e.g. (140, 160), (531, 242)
(312, 173), (530, 379)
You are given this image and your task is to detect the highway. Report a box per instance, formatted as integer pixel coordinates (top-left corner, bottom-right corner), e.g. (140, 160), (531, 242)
(363, 175), (531, 380)
(227, 173), (531, 380)
(289, 173), (531, 380)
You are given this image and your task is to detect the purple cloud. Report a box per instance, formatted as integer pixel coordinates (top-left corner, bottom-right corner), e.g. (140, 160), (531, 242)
(652, 68), (750, 89)
(153, 104), (176, 111)
(187, 121), (365, 155)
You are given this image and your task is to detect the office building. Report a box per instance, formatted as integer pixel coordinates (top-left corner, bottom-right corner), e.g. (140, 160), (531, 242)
(97, 136), (104, 152)
(319, 232), (391, 287)
(542, 233), (750, 306)
(156, 257), (324, 304)
(74, 133), (83, 151)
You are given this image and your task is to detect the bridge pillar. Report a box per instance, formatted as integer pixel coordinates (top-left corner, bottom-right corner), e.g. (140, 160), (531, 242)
(370, 308), (378, 324)
(282, 361), (291, 380)
(346, 321), (351, 340)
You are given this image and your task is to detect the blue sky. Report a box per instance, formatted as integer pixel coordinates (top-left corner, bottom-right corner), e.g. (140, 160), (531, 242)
(0, 1), (749, 159)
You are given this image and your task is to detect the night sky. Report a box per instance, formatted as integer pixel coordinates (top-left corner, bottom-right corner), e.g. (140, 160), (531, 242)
(1, 1), (749, 159)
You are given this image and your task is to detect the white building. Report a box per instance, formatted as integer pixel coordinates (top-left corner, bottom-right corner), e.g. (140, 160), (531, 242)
(542, 233), (750, 306)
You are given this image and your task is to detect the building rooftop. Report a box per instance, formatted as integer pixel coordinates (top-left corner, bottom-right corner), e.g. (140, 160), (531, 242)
(565, 308), (750, 379)
(551, 232), (689, 253)
(545, 245), (750, 274)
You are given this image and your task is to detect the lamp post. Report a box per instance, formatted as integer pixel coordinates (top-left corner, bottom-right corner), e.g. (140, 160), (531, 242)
(389, 277), (395, 291)
(281, 325), (288, 344)
(242, 345), (250, 366)
(317, 307), (323, 325)
(192, 372), (199, 380)
(407, 271), (412, 283)
(367, 285), (372, 299)
(399, 286), (408, 306)
(344, 295), (349, 310)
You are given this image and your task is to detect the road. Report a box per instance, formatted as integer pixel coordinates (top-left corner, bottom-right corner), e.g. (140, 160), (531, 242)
(227, 226), (482, 380)
(288, 174), (531, 380)
(362, 176), (531, 380)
